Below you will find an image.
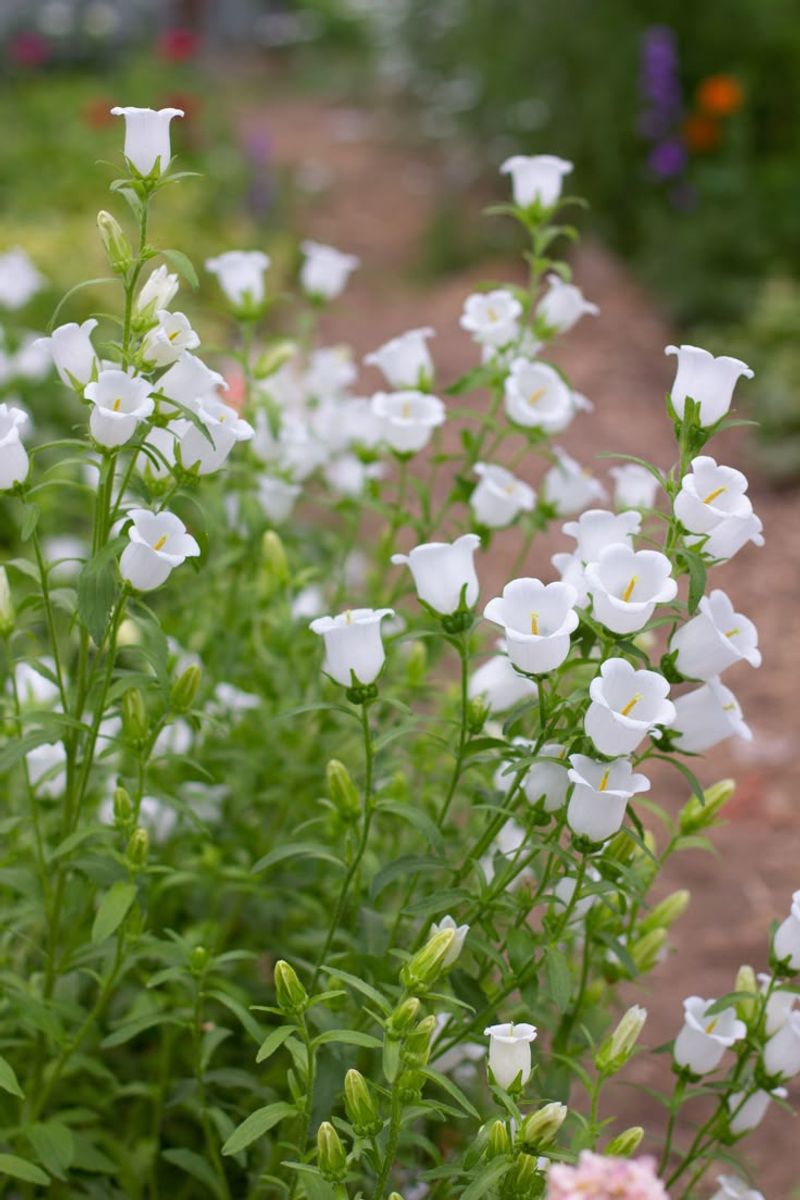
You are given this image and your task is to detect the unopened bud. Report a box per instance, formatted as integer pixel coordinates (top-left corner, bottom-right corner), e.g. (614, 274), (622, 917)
(122, 688), (148, 744)
(126, 826), (149, 867)
(344, 1069), (379, 1135)
(511, 1153), (541, 1192)
(112, 785), (133, 826)
(679, 778), (735, 835)
(405, 640), (428, 688)
(255, 339), (297, 380)
(520, 1101), (567, 1147)
(274, 960), (308, 1016)
(327, 759), (361, 821)
(640, 890), (690, 934)
(97, 210), (133, 273)
(400, 927), (456, 990)
(467, 695), (488, 735)
(605, 1126), (644, 1157)
(387, 996), (421, 1037)
(190, 945), (209, 974)
(631, 928), (667, 974)
(261, 530), (289, 591)
(486, 1119), (511, 1158)
(596, 1005), (647, 1074)
(0, 567), (14, 636)
(316, 1121), (346, 1182)
(403, 1015), (437, 1067)
(170, 663), (201, 713)
(604, 829), (637, 865)
(734, 964), (759, 1021)
(388, 1194), (405, 1200)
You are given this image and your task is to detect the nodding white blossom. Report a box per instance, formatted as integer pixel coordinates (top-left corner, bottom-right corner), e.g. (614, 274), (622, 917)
(429, 915), (469, 967)
(774, 891), (800, 971)
(309, 607), (394, 687)
(727, 1086), (788, 1136)
(469, 648), (537, 714)
(524, 742), (570, 811)
(135, 265), (180, 321)
(562, 508), (641, 564)
(499, 154), (572, 208)
(177, 398), (253, 475)
(256, 476), (301, 525)
(504, 358), (574, 432)
(553, 869), (601, 925)
(392, 533), (480, 615)
(34, 319), (98, 389)
(300, 240), (359, 300)
(585, 658), (675, 757)
(567, 754), (650, 842)
(694, 511), (765, 562)
(536, 273), (598, 334)
(670, 589), (761, 681)
(543, 448), (607, 515)
(12, 334), (52, 382)
(673, 996), (746, 1075)
(0, 247), (44, 309)
(759, 976), (798, 1037)
(26, 740), (67, 798)
(364, 327), (434, 389)
(470, 462), (535, 529)
(483, 1022), (538, 1090)
(711, 1177), (765, 1200)
(584, 544), (677, 635)
(674, 455), (752, 536)
(253, 412), (327, 481)
(84, 368), (155, 448)
(484, 579), (578, 675)
(111, 105), (183, 175)
(665, 344), (753, 426)
(157, 351), (227, 412)
(671, 677), (751, 754)
(551, 551), (589, 606)
(338, 397), (384, 450)
(119, 508), (200, 592)
(142, 310), (200, 367)
(0, 404), (30, 489)
(323, 454), (383, 498)
(206, 250), (271, 310)
(371, 390), (445, 454)
(305, 346), (358, 401)
(611, 463), (661, 511)
(459, 289), (522, 349)
(762, 1011), (800, 1080)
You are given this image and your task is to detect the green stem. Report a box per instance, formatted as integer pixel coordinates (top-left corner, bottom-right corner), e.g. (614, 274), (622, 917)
(287, 1018), (316, 1200)
(436, 632), (470, 829)
(371, 1088), (401, 1200)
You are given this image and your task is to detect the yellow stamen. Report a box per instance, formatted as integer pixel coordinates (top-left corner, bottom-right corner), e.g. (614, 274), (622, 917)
(344, 610), (353, 625)
(487, 306), (498, 322)
(168, 329), (179, 342)
(723, 702), (736, 712)
(527, 387), (546, 406)
(154, 535), (167, 551)
(724, 627), (740, 638)
(620, 692), (642, 717)
(622, 576), (638, 603)
(702, 485), (726, 505)
(112, 397), (122, 412)
(529, 612), (539, 635)
(598, 769), (610, 792)
(401, 401), (412, 418)
(705, 1018), (718, 1035)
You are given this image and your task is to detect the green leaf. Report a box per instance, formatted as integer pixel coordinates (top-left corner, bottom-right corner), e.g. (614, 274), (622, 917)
(251, 842), (344, 875)
(208, 990), (264, 1044)
(678, 546), (707, 614)
(545, 946), (572, 1008)
(255, 1024), (296, 1064)
(461, 1156), (514, 1198)
(312, 1029), (382, 1050)
(25, 1122), (74, 1181)
(0, 1153), (50, 1185)
(0, 1055), (24, 1099)
(101, 1011), (180, 1048)
(77, 541), (122, 646)
(19, 503), (40, 542)
(317, 967), (391, 1012)
(91, 880), (137, 944)
(369, 854), (443, 902)
(162, 248), (199, 289)
(162, 1148), (226, 1197)
(419, 1067), (480, 1118)
(221, 1101), (297, 1156)
(375, 800), (444, 852)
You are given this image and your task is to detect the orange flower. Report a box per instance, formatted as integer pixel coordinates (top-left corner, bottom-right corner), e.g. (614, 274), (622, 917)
(697, 73), (744, 117)
(683, 113), (720, 153)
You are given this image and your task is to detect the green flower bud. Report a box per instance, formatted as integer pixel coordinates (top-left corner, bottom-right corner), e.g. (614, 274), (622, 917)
(511, 1152), (541, 1194)
(344, 1069), (380, 1135)
(170, 663), (201, 713)
(400, 927), (456, 990)
(112, 785), (133, 827)
(327, 759), (361, 821)
(519, 1101), (567, 1147)
(679, 778), (735, 835)
(734, 964), (759, 1021)
(604, 1126), (645, 1156)
(190, 945), (209, 974)
(261, 530), (290, 591)
(122, 688), (148, 745)
(97, 210), (133, 273)
(604, 829), (637, 864)
(255, 339), (297, 381)
(631, 928), (667, 974)
(274, 960), (308, 1016)
(596, 1005), (648, 1075)
(388, 1194), (405, 1200)
(387, 996), (421, 1036)
(404, 640), (428, 688)
(0, 567), (14, 637)
(126, 826), (149, 867)
(486, 1118), (511, 1158)
(639, 890), (690, 934)
(467, 695), (488, 735)
(316, 1121), (347, 1182)
(403, 1015), (436, 1067)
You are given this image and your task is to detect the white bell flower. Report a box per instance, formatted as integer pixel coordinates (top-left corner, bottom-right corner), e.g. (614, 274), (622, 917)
(480, 818), (529, 888)
(177, 397), (253, 475)
(470, 462), (535, 529)
(300, 240), (359, 300)
(111, 105), (183, 175)
(670, 589), (760, 681)
(323, 454), (383, 498)
(567, 754), (650, 842)
(157, 351), (227, 413)
(253, 412), (327, 481)
(34, 319), (98, 389)
(553, 870), (600, 925)
(469, 648), (537, 714)
(206, 250), (271, 310)
(0, 404), (30, 489)
(711, 1176), (765, 1200)
(0, 248), (44, 309)
(673, 996), (746, 1074)
(140, 425), (177, 480)
(674, 455), (752, 536)
(551, 551), (589, 606)
(610, 463), (660, 511)
(429, 915), (469, 967)
(774, 891), (800, 970)
(371, 390), (445, 454)
(305, 346), (358, 401)
(292, 585), (326, 622)
(762, 1010), (800, 1079)
(135, 264), (179, 322)
(499, 154), (572, 208)
(364, 326), (434, 389)
(484, 578), (578, 674)
(311, 398), (362, 455)
(339, 397), (384, 450)
(727, 1086), (787, 1136)
(758, 976), (798, 1037)
(672, 677), (751, 754)
(504, 358), (573, 432)
(12, 334), (52, 382)
(536, 273), (598, 333)
(84, 368), (155, 448)
(692, 511), (764, 562)
(524, 742), (570, 811)
(562, 508), (641, 564)
(483, 1022), (538, 1090)
(666, 344), (753, 426)
(309, 607), (394, 687)
(585, 657), (675, 757)
(459, 289), (522, 349)
(391, 533), (480, 615)
(142, 309), (199, 367)
(585, 544), (677, 635)
(257, 476), (301, 524)
(543, 448), (607, 515)
(119, 508), (200, 592)
(26, 740), (67, 798)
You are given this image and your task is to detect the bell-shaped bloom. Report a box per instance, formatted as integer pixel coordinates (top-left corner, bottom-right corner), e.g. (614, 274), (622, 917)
(585, 545), (677, 635)
(666, 344), (753, 426)
(484, 578), (578, 675)
(300, 240), (359, 300)
(483, 1022), (537, 1090)
(13, 334), (52, 382)
(480, 818), (529, 888)
(135, 265), (179, 322)
(694, 511), (765, 562)
(470, 462), (535, 529)
(305, 346), (358, 402)
(391, 533), (480, 615)
(553, 871), (601, 926)
(365, 327), (434, 389)
(504, 358), (573, 432)
(254, 412), (327, 481)
(310, 607), (394, 687)
(499, 154), (572, 208)
(585, 657), (675, 757)
(711, 1177), (765, 1200)
(35, 319), (98, 389)
(671, 589), (760, 681)
(536, 273), (598, 333)
(0, 404), (30, 489)
(671, 677), (751, 754)
(157, 351), (227, 413)
(469, 648), (537, 714)
(524, 742), (570, 811)
(324, 454), (383, 498)
(429, 915), (469, 967)
(562, 508), (641, 564)
(459, 289), (522, 349)
(177, 397), (253, 475)
(611, 463), (661, 511)
(119, 508), (200, 592)
(673, 996), (746, 1075)
(774, 890), (800, 970)
(551, 551), (589, 606)
(0, 247), (44, 310)
(110, 105), (183, 175)
(760, 975), (798, 1035)
(543, 448), (607, 515)
(762, 1011), (800, 1079)
(85, 368), (155, 448)
(371, 390), (445, 454)
(727, 1087), (787, 1137)
(257, 476), (301, 524)
(548, 1152), (669, 1200)
(142, 309), (199, 367)
(206, 250), (271, 310)
(567, 754), (650, 842)
(674, 456), (752, 536)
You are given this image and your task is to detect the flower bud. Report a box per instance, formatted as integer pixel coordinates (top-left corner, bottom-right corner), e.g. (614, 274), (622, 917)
(112, 785), (133, 827)
(0, 567), (14, 637)
(190, 945), (209, 974)
(604, 1126), (644, 1157)
(403, 1015), (437, 1067)
(97, 210), (133, 273)
(255, 338), (297, 380)
(126, 826), (149, 867)
(327, 759), (361, 822)
(316, 1121), (347, 1182)
(467, 695), (488, 735)
(639, 890), (690, 934)
(679, 778), (735, 835)
(486, 1118), (511, 1158)
(631, 928), (667, 974)
(510, 1153), (541, 1194)
(400, 927), (456, 990)
(122, 688), (148, 745)
(734, 964), (759, 1021)
(170, 663), (201, 713)
(261, 530), (290, 591)
(604, 829), (637, 865)
(596, 1005), (647, 1074)
(520, 1102), (567, 1147)
(344, 1069), (380, 1135)
(388, 1194), (405, 1200)
(274, 960), (308, 1016)
(387, 996), (421, 1036)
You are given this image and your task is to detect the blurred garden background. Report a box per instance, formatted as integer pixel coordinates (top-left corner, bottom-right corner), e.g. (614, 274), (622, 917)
(1, 0), (799, 1191)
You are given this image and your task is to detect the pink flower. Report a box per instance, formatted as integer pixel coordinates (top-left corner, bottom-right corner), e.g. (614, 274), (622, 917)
(547, 1152), (669, 1199)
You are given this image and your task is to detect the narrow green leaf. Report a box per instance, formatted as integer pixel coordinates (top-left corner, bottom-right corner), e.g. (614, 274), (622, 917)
(0, 1055), (24, 1099)
(0, 1153), (50, 1185)
(25, 1122), (73, 1181)
(255, 1024), (296, 1064)
(461, 1157), (515, 1200)
(162, 248), (199, 289)
(221, 1101), (296, 1156)
(545, 946), (572, 1009)
(77, 541), (122, 646)
(91, 881), (137, 944)
(419, 1067), (480, 1118)
(312, 1029), (382, 1050)
(162, 1148), (225, 1197)
(251, 842), (344, 875)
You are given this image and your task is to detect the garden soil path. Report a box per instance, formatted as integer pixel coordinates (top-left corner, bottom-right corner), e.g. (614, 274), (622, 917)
(240, 96), (800, 1188)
